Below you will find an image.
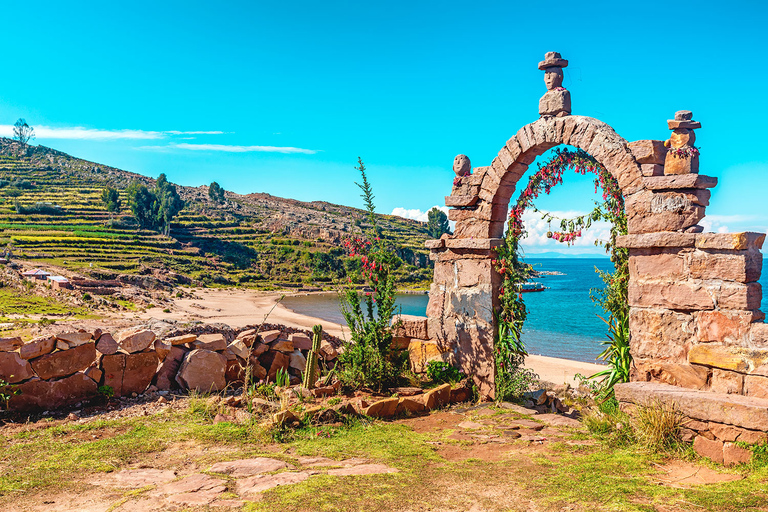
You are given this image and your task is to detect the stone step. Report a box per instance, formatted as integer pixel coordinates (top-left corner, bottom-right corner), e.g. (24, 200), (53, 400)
(615, 381), (768, 432)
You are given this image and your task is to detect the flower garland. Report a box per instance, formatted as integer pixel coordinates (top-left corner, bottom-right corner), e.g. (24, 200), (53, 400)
(492, 148), (629, 391)
(668, 146), (699, 158)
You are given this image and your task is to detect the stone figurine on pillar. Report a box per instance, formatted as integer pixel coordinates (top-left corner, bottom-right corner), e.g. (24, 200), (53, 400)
(538, 52), (571, 117)
(664, 110), (701, 175)
(451, 154), (472, 192)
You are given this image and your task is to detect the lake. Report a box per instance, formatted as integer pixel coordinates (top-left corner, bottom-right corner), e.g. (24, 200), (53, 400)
(282, 257), (768, 364)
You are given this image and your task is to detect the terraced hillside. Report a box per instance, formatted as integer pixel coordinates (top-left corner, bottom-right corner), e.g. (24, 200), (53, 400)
(0, 138), (433, 290)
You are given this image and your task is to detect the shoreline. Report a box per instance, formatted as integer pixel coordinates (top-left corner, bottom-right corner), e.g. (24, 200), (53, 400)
(140, 288), (605, 387)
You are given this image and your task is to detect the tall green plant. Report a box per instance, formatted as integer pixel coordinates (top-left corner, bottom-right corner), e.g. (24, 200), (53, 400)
(303, 325), (322, 389)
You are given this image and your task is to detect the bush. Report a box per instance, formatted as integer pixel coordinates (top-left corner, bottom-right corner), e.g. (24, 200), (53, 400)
(426, 361), (464, 384)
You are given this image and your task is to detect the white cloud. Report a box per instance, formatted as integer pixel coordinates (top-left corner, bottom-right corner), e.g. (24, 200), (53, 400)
(391, 206), (450, 223)
(156, 143), (318, 154)
(0, 125), (226, 140)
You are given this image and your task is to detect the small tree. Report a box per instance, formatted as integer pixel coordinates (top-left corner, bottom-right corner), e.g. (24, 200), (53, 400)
(154, 173), (184, 236)
(427, 207), (450, 238)
(101, 186), (121, 219)
(126, 181), (157, 230)
(208, 181), (225, 203)
(12, 119), (35, 155)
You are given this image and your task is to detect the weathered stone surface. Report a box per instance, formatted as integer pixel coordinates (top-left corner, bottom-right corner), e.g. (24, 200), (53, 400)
(122, 351), (159, 395)
(396, 397), (427, 414)
(267, 351), (290, 382)
(629, 249), (686, 281)
(327, 464), (398, 476)
(236, 329), (257, 340)
(0, 351), (34, 383)
(641, 163), (664, 177)
(101, 353), (127, 396)
(85, 365), (102, 383)
(271, 339), (294, 352)
(31, 343), (96, 380)
(616, 381), (768, 431)
(710, 369), (743, 394)
(723, 442), (752, 466)
(114, 327), (156, 354)
(227, 339), (249, 360)
(629, 308), (692, 362)
(407, 340), (453, 373)
(289, 350), (307, 372)
(363, 397), (400, 418)
(155, 346), (186, 391)
(629, 281), (713, 310)
(236, 471), (313, 498)
(539, 89), (571, 117)
(394, 315), (429, 340)
(423, 383), (452, 410)
(646, 363), (708, 389)
(693, 436), (724, 464)
(19, 335), (55, 359)
(695, 232), (765, 251)
(259, 330), (281, 343)
(425, 239), (445, 249)
(628, 140), (667, 164)
(695, 310), (760, 345)
(687, 250), (763, 283)
(95, 468), (176, 487)
(56, 332), (92, 346)
(664, 151), (699, 175)
(626, 190), (705, 233)
(9, 372), (98, 411)
(689, 344), (752, 372)
(745, 375), (768, 399)
(177, 349), (227, 391)
(443, 238), (503, 250)
(643, 174), (717, 190)
(617, 233), (696, 249)
(194, 333), (227, 352)
(289, 333), (312, 350)
(95, 333), (118, 355)
(0, 337), (22, 352)
(751, 323), (768, 347)
(209, 458), (288, 477)
(154, 338), (171, 361)
(166, 334), (197, 346)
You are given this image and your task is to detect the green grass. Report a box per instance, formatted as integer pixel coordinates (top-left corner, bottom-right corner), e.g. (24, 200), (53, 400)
(0, 288), (92, 317)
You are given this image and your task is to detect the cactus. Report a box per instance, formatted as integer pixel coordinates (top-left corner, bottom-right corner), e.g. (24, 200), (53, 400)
(303, 325), (322, 389)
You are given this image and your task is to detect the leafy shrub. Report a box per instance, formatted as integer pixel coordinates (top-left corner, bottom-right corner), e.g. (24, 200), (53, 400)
(11, 179), (34, 190)
(97, 385), (114, 398)
(0, 180), (8, 188)
(426, 361), (464, 384)
(82, 292), (92, 301)
(14, 201), (63, 215)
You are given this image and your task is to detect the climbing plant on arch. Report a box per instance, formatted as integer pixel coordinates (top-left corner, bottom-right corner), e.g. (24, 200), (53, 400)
(492, 147), (630, 399)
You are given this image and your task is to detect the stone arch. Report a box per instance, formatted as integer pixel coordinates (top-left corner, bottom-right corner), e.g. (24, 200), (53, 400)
(422, 112), (764, 401)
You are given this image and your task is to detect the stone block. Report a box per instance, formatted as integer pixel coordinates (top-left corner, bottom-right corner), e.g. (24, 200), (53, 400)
(752, 323), (768, 347)
(8, 373), (98, 411)
(693, 436), (724, 464)
(695, 232), (766, 251)
(744, 375), (768, 399)
(710, 369), (743, 394)
(423, 383), (452, 410)
(629, 280), (714, 310)
(0, 351), (35, 383)
(643, 174), (717, 190)
(267, 351), (290, 382)
(155, 346), (186, 390)
(615, 381), (768, 431)
(664, 151), (699, 175)
(629, 249), (686, 281)
(407, 340), (453, 373)
(227, 339), (250, 360)
(628, 140), (667, 164)
(115, 327), (156, 354)
(717, 282), (762, 310)
(629, 308), (692, 362)
(394, 315), (429, 340)
(723, 442), (752, 466)
(363, 397), (400, 418)
(101, 353), (127, 396)
(647, 363), (708, 389)
(618, 233), (696, 249)
(31, 343), (96, 380)
(259, 330), (282, 344)
(56, 332), (92, 346)
(708, 422), (742, 442)
(425, 239), (444, 249)
(396, 397), (426, 414)
(177, 349), (227, 392)
(689, 344), (750, 372)
(154, 339), (171, 361)
(289, 350), (307, 372)
(686, 249), (763, 283)
(85, 365), (102, 383)
(194, 333), (227, 352)
(641, 164), (664, 177)
(122, 351), (159, 395)
(19, 336), (55, 360)
(539, 89), (571, 116)
(166, 334), (197, 346)
(695, 310), (761, 345)
(95, 333), (118, 355)
(626, 190), (705, 234)
(288, 333), (312, 350)
(391, 336), (411, 350)
(0, 337), (22, 352)
(271, 339), (294, 353)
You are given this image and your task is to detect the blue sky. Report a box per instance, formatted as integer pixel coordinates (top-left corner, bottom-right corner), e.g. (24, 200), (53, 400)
(1, 1), (766, 254)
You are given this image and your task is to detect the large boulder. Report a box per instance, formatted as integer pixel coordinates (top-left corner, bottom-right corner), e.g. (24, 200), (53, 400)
(95, 333), (118, 355)
(101, 353), (127, 396)
(176, 349), (226, 391)
(114, 327), (156, 354)
(30, 343), (96, 380)
(56, 332), (93, 347)
(194, 333), (227, 352)
(9, 372), (98, 411)
(155, 346), (187, 391)
(19, 336), (56, 360)
(123, 352), (159, 395)
(0, 337), (22, 352)
(0, 352), (35, 383)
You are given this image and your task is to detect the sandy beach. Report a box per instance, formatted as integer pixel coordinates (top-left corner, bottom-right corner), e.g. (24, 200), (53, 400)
(140, 288), (603, 386)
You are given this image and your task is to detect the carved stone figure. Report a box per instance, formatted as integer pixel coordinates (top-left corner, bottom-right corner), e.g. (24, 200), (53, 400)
(664, 110), (701, 175)
(453, 154), (471, 176)
(538, 52), (571, 117)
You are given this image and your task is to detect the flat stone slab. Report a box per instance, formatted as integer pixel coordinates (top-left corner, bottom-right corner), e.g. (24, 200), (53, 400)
(535, 414), (582, 428)
(297, 457), (368, 468)
(457, 421), (486, 430)
(498, 402), (537, 415)
(503, 419), (545, 431)
(158, 473), (226, 495)
(94, 468), (177, 487)
(326, 464), (399, 476)
(208, 457), (289, 477)
(643, 174), (717, 190)
(236, 471), (315, 497)
(615, 381), (768, 431)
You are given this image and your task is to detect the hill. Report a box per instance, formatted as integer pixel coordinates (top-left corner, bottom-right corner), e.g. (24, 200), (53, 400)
(0, 138), (433, 292)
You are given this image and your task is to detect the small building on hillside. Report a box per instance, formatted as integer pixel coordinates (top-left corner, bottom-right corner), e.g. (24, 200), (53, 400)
(21, 268), (52, 281)
(48, 276), (72, 290)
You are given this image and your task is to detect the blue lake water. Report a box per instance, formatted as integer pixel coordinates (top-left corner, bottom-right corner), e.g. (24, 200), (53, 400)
(282, 258), (768, 364)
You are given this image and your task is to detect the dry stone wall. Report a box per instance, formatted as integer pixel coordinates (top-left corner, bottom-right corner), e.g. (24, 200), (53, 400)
(0, 325), (342, 411)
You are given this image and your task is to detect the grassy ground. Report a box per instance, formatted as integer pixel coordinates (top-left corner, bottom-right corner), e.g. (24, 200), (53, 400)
(0, 286), (94, 322)
(1, 398), (766, 512)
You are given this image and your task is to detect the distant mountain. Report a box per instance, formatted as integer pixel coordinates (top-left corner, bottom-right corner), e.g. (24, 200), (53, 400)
(0, 138), (433, 289)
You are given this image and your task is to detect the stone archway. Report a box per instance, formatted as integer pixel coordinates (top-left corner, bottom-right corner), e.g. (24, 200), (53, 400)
(421, 53), (765, 401)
